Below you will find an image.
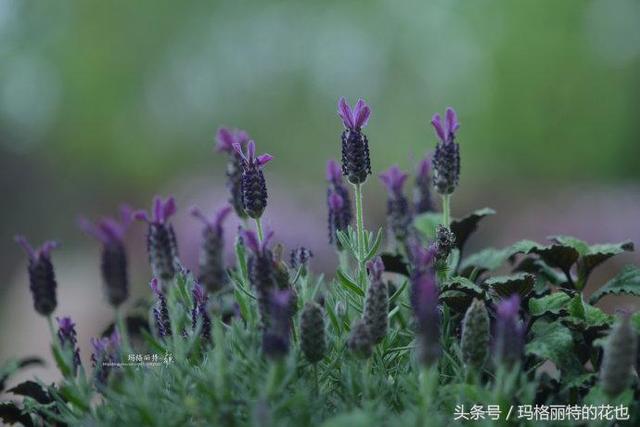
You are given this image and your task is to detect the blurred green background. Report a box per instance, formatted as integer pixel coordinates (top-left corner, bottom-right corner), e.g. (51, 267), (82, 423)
(1, 0), (639, 376)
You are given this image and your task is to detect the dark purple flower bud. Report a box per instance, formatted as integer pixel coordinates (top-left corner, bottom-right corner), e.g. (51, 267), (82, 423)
(290, 246), (313, 274)
(233, 140), (272, 219)
(411, 270), (441, 366)
(90, 330), (121, 386)
(150, 278), (171, 338)
(435, 225), (456, 261)
(15, 236), (59, 316)
(347, 319), (373, 359)
(300, 301), (326, 364)
(493, 295), (524, 367)
(191, 283), (211, 345)
(216, 127), (251, 219)
(135, 196), (179, 281)
(431, 107), (461, 195)
(262, 289), (293, 360)
(338, 97), (372, 185)
(379, 166), (412, 242)
(364, 257), (388, 345)
(56, 316), (81, 375)
(242, 229), (276, 326)
(414, 155), (434, 214)
(79, 205), (133, 307)
(191, 205), (232, 293)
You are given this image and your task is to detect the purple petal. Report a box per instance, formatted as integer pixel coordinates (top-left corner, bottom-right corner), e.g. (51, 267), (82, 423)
(431, 114), (445, 143)
(261, 229), (275, 251)
(497, 295), (520, 320)
(190, 206), (210, 227)
(133, 210), (150, 222)
(153, 196), (164, 223)
(417, 155), (431, 180)
(328, 191), (344, 210)
(149, 278), (160, 295)
(232, 142), (246, 162)
(445, 107), (460, 136)
(14, 235), (35, 259)
(162, 197), (177, 222)
(326, 160), (342, 183)
(119, 204), (134, 227)
(39, 241), (59, 258)
(337, 97), (354, 129)
(78, 217), (109, 244)
(367, 256), (385, 281)
(215, 128), (235, 152)
(256, 153), (273, 167)
(246, 141), (256, 164)
(213, 205), (233, 228)
(379, 165), (408, 195)
(241, 229), (261, 254)
(56, 316), (75, 334)
(352, 99), (371, 129)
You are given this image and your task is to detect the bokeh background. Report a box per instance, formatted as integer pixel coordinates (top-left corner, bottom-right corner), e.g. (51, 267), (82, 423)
(1, 0), (639, 385)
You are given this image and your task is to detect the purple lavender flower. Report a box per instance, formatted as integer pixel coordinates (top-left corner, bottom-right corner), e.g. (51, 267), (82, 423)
(338, 98), (372, 185)
(233, 140), (273, 219)
(326, 160), (353, 248)
(493, 295), (524, 367)
(412, 270), (441, 366)
(262, 289), (294, 360)
(79, 205), (133, 307)
(15, 236), (59, 316)
(135, 196), (179, 281)
(379, 165), (412, 242)
(289, 246), (313, 273)
(150, 278), (171, 338)
(191, 205), (232, 293)
(216, 127), (251, 218)
(242, 228), (276, 326)
(363, 257), (388, 344)
(56, 316), (81, 375)
(191, 283), (211, 345)
(414, 155), (434, 214)
(90, 330), (121, 386)
(408, 239), (437, 281)
(431, 107), (461, 195)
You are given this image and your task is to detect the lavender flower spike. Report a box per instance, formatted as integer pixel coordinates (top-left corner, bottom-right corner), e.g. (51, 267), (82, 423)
(79, 205), (133, 307)
(431, 107), (461, 195)
(412, 270), (441, 366)
(90, 329), (121, 386)
(15, 235), (59, 316)
(150, 278), (172, 338)
(262, 289), (294, 360)
(379, 165), (412, 242)
(242, 228), (276, 326)
(233, 140), (272, 219)
(326, 159), (353, 248)
(191, 205), (232, 293)
(56, 316), (81, 375)
(414, 155), (434, 214)
(216, 127), (251, 218)
(493, 295), (524, 367)
(338, 97), (372, 184)
(135, 196), (179, 281)
(191, 283), (211, 345)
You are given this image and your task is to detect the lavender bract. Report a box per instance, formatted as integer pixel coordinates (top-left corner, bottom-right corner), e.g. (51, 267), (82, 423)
(135, 196), (179, 282)
(150, 278), (172, 338)
(56, 316), (81, 375)
(15, 236), (59, 316)
(262, 289), (294, 360)
(326, 160), (353, 248)
(379, 165), (412, 242)
(338, 98), (371, 185)
(412, 270), (441, 366)
(191, 205), (232, 293)
(431, 108), (461, 195)
(79, 205), (133, 307)
(216, 127), (251, 219)
(91, 330), (121, 386)
(233, 140), (272, 219)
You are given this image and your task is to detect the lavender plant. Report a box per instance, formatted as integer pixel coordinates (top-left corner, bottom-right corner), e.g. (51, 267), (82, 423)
(4, 99), (640, 427)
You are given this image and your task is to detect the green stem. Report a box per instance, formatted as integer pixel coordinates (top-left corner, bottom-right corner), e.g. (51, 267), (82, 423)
(353, 183), (365, 268)
(419, 365), (438, 421)
(116, 307), (131, 354)
(313, 363), (319, 395)
(255, 217), (264, 243)
(441, 194), (451, 227)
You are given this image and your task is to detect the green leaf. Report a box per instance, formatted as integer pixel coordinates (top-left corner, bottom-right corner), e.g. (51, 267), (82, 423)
(335, 269), (364, 297)
(589, 265), (640, 304)
(459, 240), (540, 276)
(441, 276), (484, 296)
(563, 300), (613, 331)
(526, 321), (580, 375)
(548, 235), (590, 255)
(528, 293), (571, 317)
(440, 290), (476, 313)
(364, 227), (383, 261)
(336, 230), (355, 255)
(579, 241), (633, 278)
(413, 212), (442, 241)
(51, 344), (72, 379)
(450, 207), (495, 254)
(485, 273), (535, 298)
(388, 279), (408, 305)
(530, 244), (580, 272)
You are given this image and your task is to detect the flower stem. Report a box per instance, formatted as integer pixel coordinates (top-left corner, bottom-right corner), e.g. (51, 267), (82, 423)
(441, 194), (451, 227)
(116, 307), (130, 353)
(353, 183), (365, 267)
(255, 217), (264, 243)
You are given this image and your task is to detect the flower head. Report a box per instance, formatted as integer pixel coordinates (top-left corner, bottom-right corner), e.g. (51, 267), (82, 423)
(414, 154), (434, 214)
(15, 236), (59, 262)
(190, 205), (232, 232)
(431, 107), (460, 144)
(494, 295), (524, 367)
(215, 127), (250, 153)
(300, 301), (326, 364)
(15, 235), (59, 316)
(56, 316), (81, 374)
(134, 196), (177, 224)
(241, 228), (274, 255)
(191, 205), (232, 293)
(78, 205), (133, 245)
(233, 140), (273, 169)
(411, 269), (441, 366)
(379, 166), (408, 198)
(338, 97), (371, 130)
